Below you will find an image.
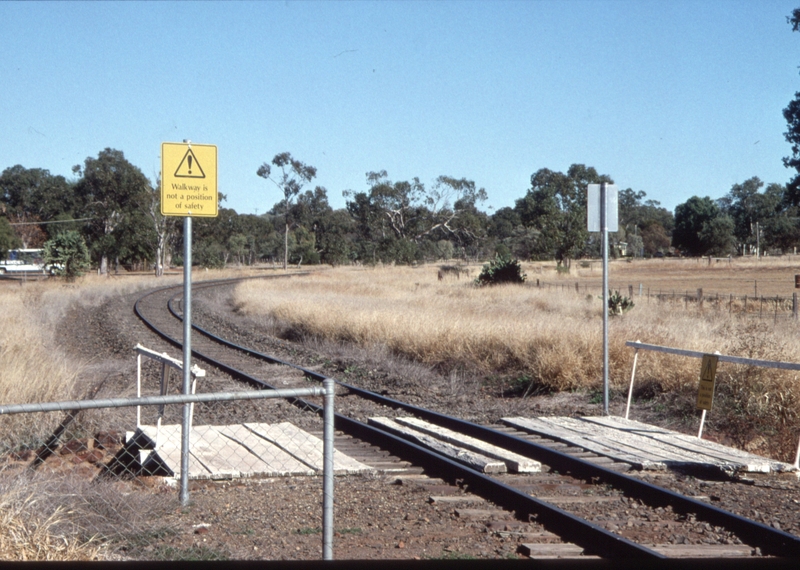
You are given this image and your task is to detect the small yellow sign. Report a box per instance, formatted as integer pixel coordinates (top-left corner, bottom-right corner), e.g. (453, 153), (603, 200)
(161, 142), (218, 217)
(696, 354), (719, 411)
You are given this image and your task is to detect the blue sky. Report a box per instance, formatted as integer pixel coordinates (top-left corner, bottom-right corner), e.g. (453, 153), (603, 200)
(2, 1), (799, 217)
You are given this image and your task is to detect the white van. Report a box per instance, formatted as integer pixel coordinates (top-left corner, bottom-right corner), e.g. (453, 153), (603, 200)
(0, 249), (48, 274)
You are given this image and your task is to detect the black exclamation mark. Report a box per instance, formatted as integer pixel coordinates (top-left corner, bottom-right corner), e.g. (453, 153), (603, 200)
(187, 154), (193, 175)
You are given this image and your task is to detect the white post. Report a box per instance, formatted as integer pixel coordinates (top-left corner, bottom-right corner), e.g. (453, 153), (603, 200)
(625, 346), (640, 420)
(698, 409), (707, 439)
(136, 353), (142, 428)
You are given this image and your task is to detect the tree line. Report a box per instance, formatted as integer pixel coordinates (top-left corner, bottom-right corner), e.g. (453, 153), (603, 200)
(7, 12), (800, 274)
(3, 147), (800, 276)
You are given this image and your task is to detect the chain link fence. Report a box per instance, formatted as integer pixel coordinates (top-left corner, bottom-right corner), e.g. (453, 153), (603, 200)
(0, 377), (340, 561)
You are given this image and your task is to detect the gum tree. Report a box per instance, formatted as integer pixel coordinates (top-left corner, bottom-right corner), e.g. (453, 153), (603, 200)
(784, 9), (800, 204)
(257, 153), (317, 270)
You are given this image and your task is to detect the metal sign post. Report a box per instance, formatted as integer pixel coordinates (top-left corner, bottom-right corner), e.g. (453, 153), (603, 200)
(180, 214), (192, 505)
(588, 183), (618, 416)
(161, 140), (217, 506)
(601, 183), (609, 415)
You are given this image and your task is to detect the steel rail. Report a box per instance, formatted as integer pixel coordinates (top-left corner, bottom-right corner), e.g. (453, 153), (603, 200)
(135, 284), (664, 559)
(136, 281), (800, 557)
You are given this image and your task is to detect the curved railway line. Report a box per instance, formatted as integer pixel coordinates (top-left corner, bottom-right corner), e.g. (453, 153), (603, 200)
(132, 276), (800, 561)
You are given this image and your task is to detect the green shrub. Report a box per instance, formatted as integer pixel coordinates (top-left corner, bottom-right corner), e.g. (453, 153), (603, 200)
(43, 230), (90, 280)
(475, 256), (526, 286)
(606, 290), (634, 315)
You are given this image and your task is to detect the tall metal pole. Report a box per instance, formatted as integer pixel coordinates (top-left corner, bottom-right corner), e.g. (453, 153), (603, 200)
(601, 182), (609, 416)
(180, 214), (192, 506)
(322, 378), (335, 560)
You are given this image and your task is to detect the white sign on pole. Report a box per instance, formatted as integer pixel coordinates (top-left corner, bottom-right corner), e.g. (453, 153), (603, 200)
(587, 184), (619, 232)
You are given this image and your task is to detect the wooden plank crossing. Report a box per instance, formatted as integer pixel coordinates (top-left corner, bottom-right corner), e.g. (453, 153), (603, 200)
(582, 416), (792, 473)
(368, 416), (544, 474)
(502, 416), (798, 476)
(129, 422), (372, 480)
(518, 542), (753, 559)
(393, 416), (541, 473)
(368, 417), (508, 473)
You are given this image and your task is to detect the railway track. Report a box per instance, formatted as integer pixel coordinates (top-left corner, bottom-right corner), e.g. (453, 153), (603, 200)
(132, 277), (800, 560)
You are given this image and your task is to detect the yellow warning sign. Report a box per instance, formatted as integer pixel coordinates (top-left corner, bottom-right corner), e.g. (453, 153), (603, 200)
(696, 354), (719, 411)
(161, 142), (217, 217)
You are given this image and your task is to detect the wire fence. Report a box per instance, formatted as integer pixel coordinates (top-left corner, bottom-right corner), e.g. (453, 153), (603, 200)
(0, 383), (339, 561)
(534, 280), (800, 322)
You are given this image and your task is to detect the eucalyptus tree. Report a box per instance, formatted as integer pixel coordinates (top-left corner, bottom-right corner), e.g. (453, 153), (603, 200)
(515, 164), (612, 268)
(73, 148), (152, 274)
(718, 177), (782, 254)
(784, 8), (800, 204)
(673, 196), (735, 256)
(0, 216), (20, 259)
(343, 171), (488, 264)
(290, 186), (354, 265)
(0, 165), (78, 246)
(257, 152), (317, 270)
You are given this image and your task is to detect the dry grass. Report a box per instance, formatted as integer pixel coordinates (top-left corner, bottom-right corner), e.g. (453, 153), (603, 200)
(0, 273), (186, 448)
(0, 475), (102, 560)
(0, 282), (87, 448)
(0, 268), (281, 447)
(233, 264), (781, 389)
(234, 263), (800, 461)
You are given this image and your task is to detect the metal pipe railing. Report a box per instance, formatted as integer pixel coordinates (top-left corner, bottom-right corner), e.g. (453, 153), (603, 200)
(624, 340), (800, 469)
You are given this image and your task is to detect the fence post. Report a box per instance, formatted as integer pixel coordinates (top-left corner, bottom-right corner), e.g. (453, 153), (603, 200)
(628, 285), (633, 298)
(322, 378), (335, 560)
(625, 344), (640, 420)
(698, 288), (703, 309)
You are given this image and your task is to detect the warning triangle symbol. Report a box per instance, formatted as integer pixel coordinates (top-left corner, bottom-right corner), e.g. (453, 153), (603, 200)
(174, 148), (206, 179)
(701, 356), (716, 381)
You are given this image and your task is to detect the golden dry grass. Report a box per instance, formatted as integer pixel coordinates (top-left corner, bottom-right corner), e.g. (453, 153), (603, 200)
(234, 263), (800, 460)
(234, 264), (799, 389)
(0, 273), (189, 446)
(0, 480), (101, 560)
